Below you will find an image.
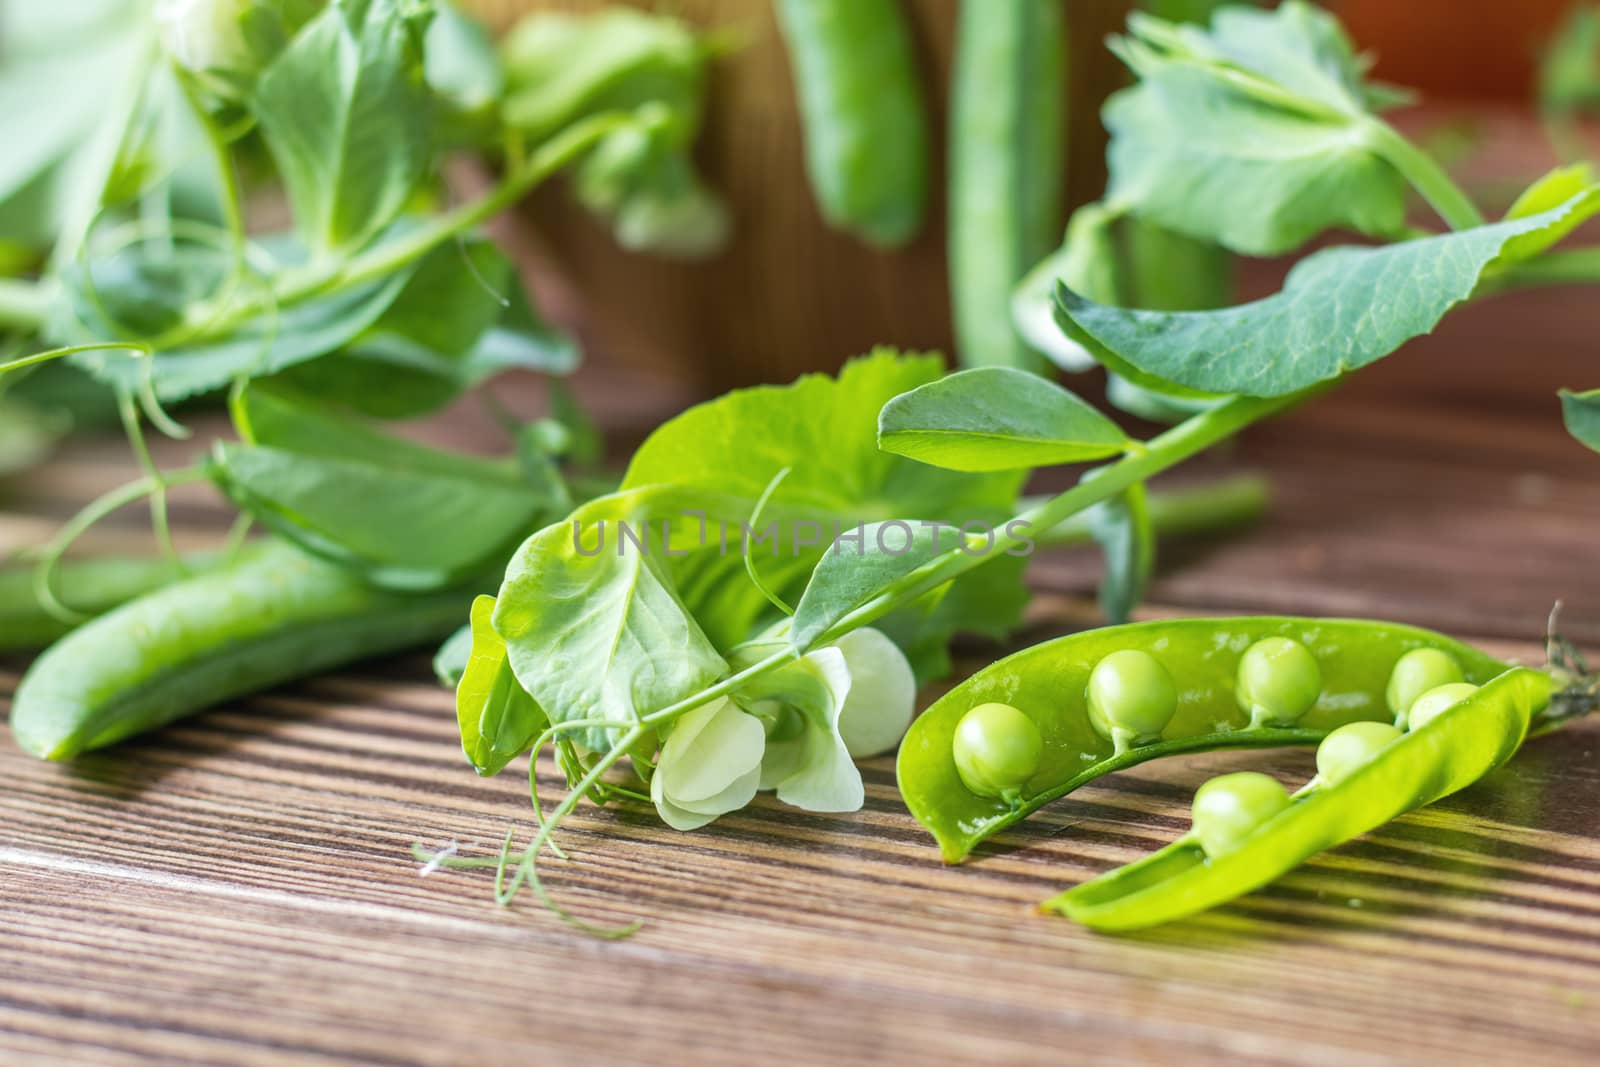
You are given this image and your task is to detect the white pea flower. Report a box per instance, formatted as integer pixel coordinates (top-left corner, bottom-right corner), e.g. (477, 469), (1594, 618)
(154, 0), (255, 75)
(649, 627), (916, 831)
(650, 696), (765, 831)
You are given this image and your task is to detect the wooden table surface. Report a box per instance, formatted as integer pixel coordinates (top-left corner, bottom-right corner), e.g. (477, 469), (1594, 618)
(4, 371), (1600, 1066)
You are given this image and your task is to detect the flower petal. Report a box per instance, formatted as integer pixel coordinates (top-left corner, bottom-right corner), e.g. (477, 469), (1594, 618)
(834, 628), (916, 758)
(657, 697), (765, 804)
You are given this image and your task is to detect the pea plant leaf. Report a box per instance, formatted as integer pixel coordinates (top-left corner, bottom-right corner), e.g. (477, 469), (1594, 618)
(1058, 191), (1600, 397)
(499, 9), (728, 257)
(212, 383), (560, 590)
(274, 239), (578, 417)
(488, 351), (1030, 751)
(455, 596), (550, 777)
(1013, 202), (1123, 372)
(59, 232), (421, 401)
(877, 367), (1130, 473)
(433, 621), (474, 688)
(1560, 389), (1600, 452)
(1088, 483), (1155, 625)
(1103, 2), (1409, 256)
(1499, 164), (1600, 264)
(493, 491), (730, 753)
(791, 522), (957, 652)
(621, 350), (1026, 656)
(251, 0), (433, 254)
(622, 350), (1021, 522)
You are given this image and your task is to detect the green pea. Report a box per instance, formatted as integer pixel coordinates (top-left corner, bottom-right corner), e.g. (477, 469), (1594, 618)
(1386, 648), (1465, 723)
(952, 702), (1043, 800)
(1236, 637), (1322, 727)
(1191, 771), (1291, 858)
(1315, 720), (1404, 785)
(1087, 649), (1178, 749)
(1407, 682), (1479, 731)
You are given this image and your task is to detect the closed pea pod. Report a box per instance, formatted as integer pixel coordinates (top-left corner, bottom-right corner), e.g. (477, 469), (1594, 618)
(897, 616), (1509, 863)
(948, 0), (1067, 369)
(10, 539), (477, 760)
(773, 0), (931, 248)
(0, 552), (224, 653)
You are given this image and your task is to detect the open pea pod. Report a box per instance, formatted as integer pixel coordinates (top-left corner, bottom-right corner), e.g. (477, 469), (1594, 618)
(897, 617), (1512, 863)
(1048, 666), (1553, 931)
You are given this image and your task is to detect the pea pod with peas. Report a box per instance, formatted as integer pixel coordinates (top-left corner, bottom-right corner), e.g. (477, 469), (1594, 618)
(899, 615), (1597, 928)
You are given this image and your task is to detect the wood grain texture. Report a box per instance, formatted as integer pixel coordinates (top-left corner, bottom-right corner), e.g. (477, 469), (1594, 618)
(4, 375), (1600, 1065)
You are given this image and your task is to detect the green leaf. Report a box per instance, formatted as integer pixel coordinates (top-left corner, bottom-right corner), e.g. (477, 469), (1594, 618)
(433, 621), (473, 687)
(878, 367), (1129, 473)
(1104, 2), (1408, 255)
(0, 17), (144, 209)
(491, 352), (1028, 729)
(876, 555), (1029, 683)
(274, 240), (578, 417)
(791, 521), (953, 652)
(1560, 388), (1600, 452)
(623, 350), (1021, 522)
(500, 9), (727, 257)
(252, 0), (433, 253)
(455, 595), (549, 777)
(1088, 482), (1155, 625)
(425, 2), (504, 117)
(213, 383), (557, 589)
(1013, 202), (1123, 372)
(493, 492), (729, 752)
(1059, 192), (1600, 397)
(60, 233), (420, 401)
(1499, 164), (1600, 264)
(620, 351), (1026, 660)
(500, 9), (706, 142)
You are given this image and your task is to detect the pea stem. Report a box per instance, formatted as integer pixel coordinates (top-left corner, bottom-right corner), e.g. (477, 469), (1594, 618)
(180, 113), (634, 341)
(817, 393), (1301, 646)
(1029, 473), (1268, 548)
(1362, 118), (1486, 232)
(1492, 245), (1600, 290)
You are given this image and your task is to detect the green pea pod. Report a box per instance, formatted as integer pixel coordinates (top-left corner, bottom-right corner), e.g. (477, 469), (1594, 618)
(1047, 666), (1553, 931)
(9, 539), (475, 760)
(0, 553), (222, 653)
(897, 617), (1510, 863)
(774, 0), (931, 248)
(949, 0), (1067, 370)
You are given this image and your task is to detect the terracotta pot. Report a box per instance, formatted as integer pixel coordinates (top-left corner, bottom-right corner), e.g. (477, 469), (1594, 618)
(461, 0), (1131, 390)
